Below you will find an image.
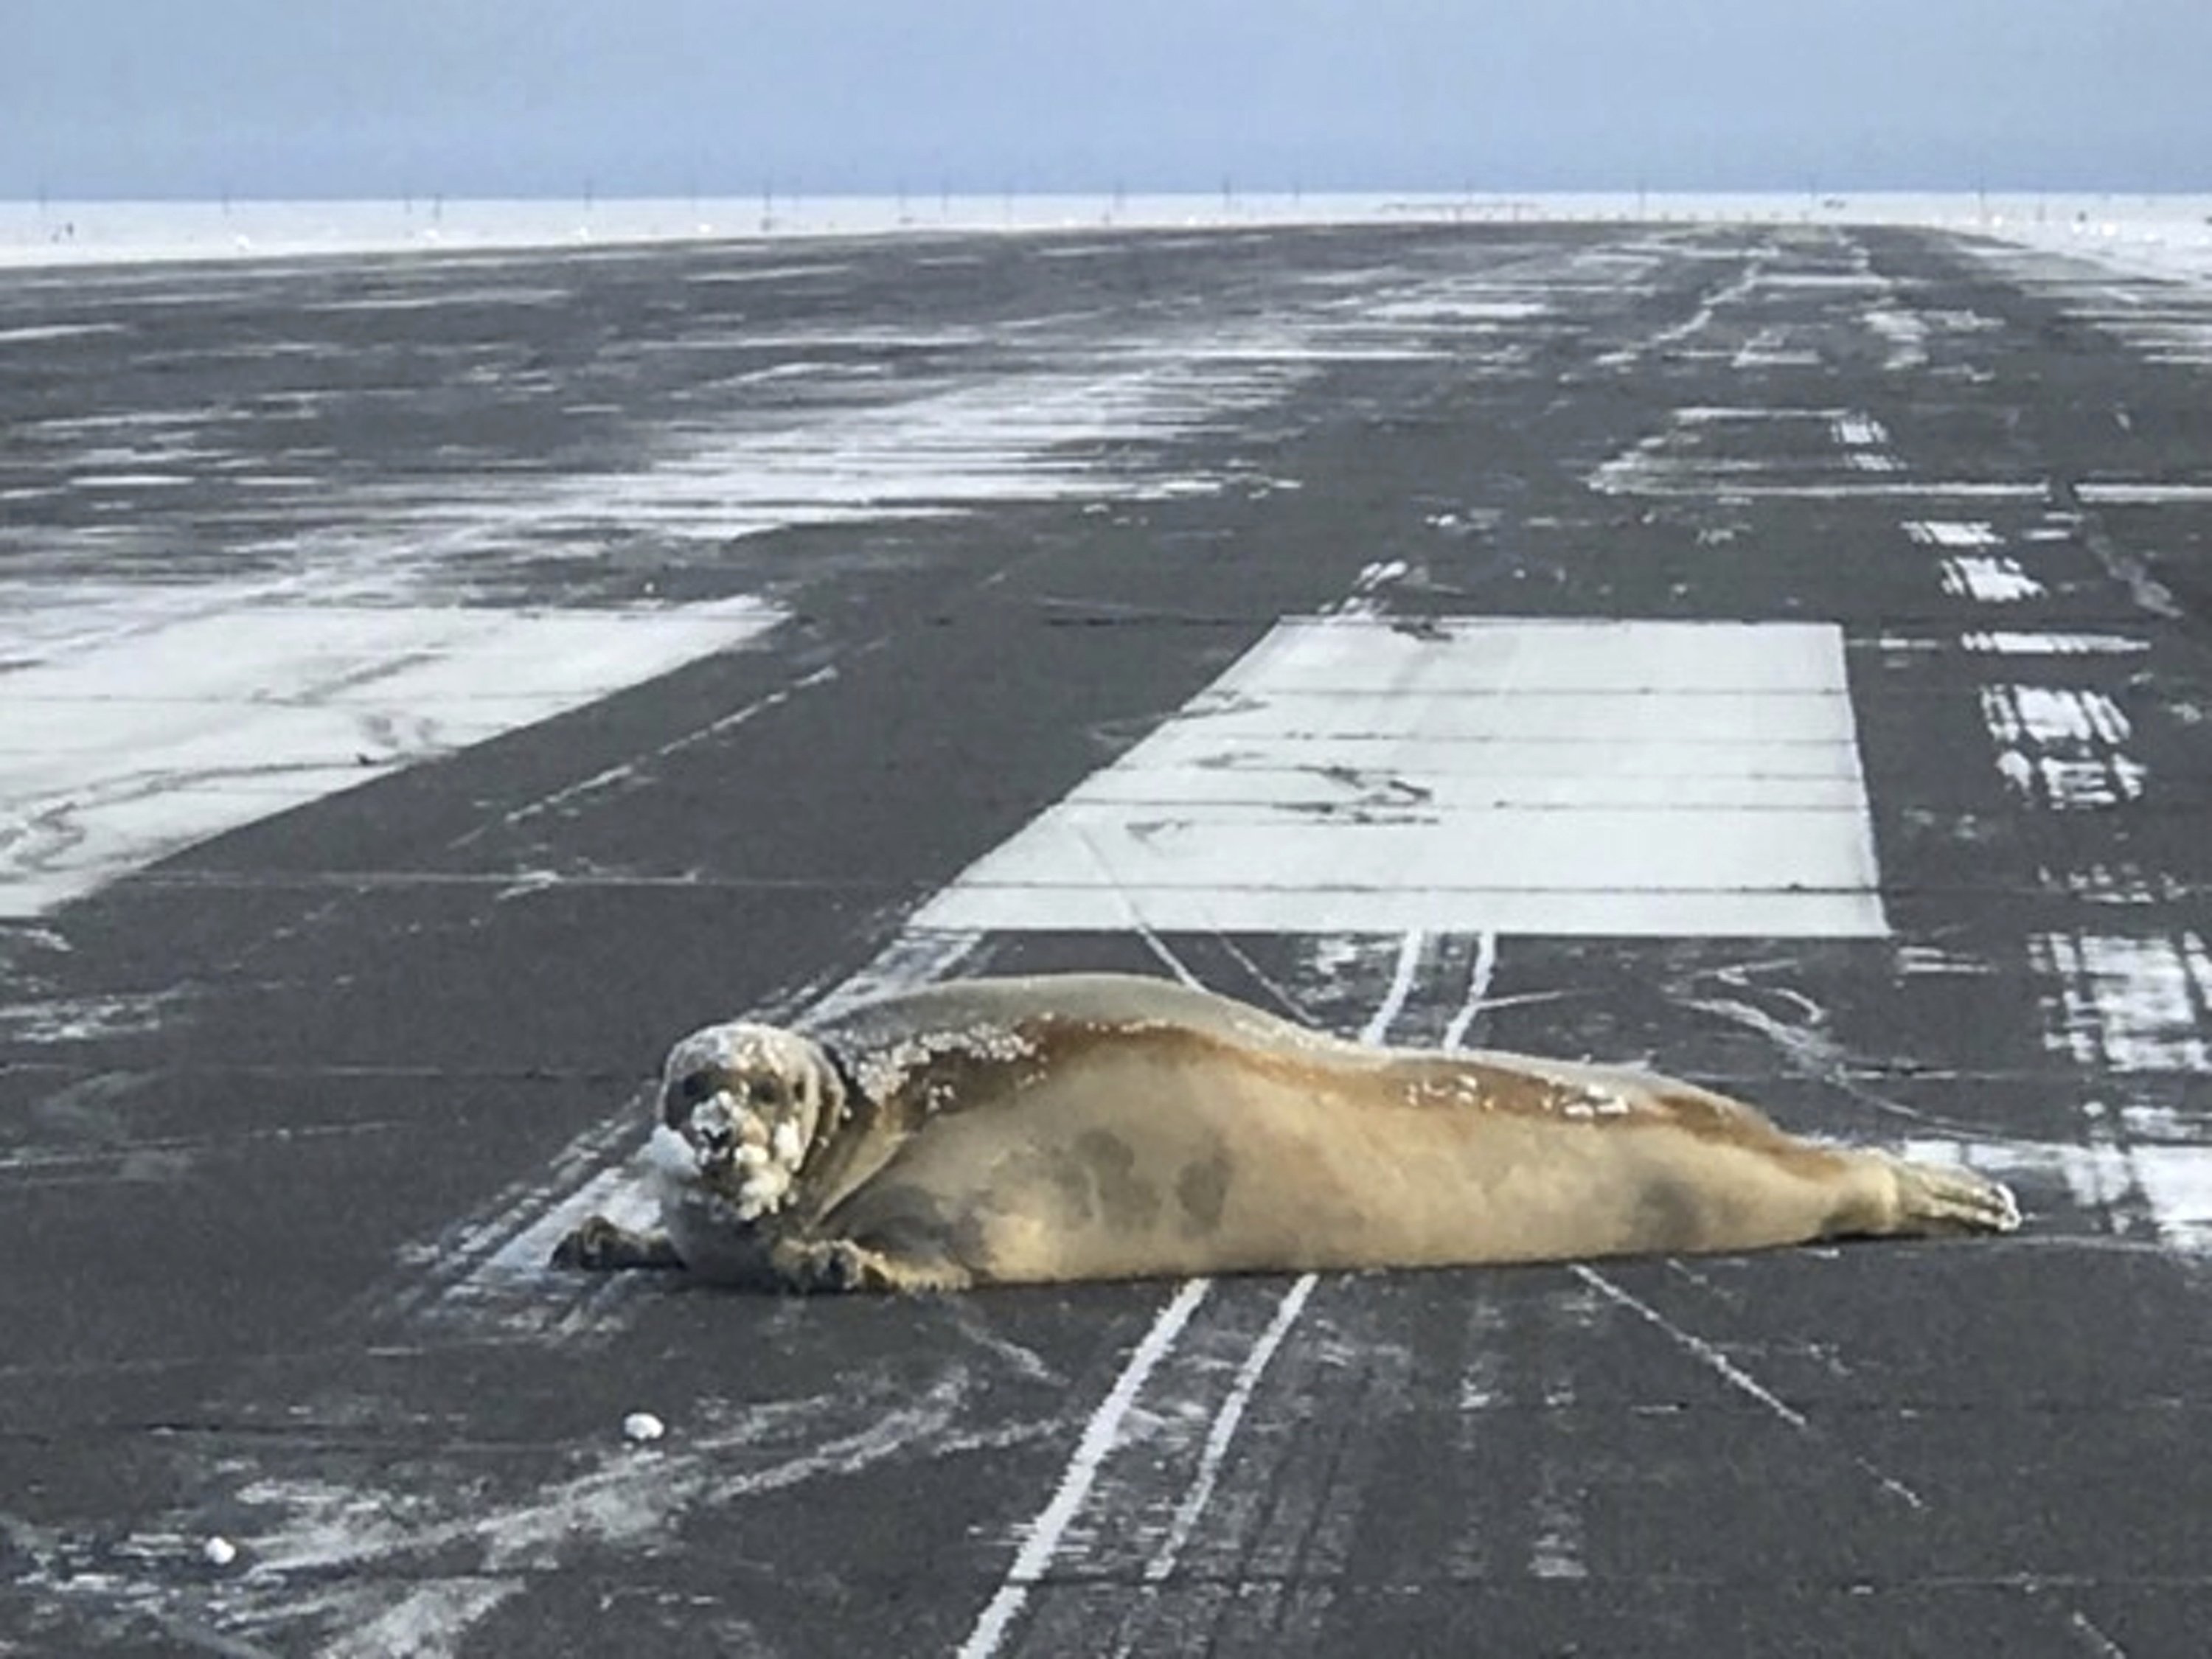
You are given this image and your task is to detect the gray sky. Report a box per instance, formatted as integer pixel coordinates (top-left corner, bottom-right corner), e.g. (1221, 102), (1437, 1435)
(5, 0), (2205, 200)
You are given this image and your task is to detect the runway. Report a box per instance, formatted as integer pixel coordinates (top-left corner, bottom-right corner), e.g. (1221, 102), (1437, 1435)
(4, 218), (2210, 1655)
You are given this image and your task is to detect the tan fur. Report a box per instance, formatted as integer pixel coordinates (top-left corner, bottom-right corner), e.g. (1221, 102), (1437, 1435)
(553, 973), (2019, 1291)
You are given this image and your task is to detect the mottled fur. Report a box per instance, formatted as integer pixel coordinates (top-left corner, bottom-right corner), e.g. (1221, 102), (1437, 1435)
(553, 973), (2020, 1291)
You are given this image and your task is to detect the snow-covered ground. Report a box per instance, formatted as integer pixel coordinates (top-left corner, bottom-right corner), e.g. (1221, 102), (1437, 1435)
(4, 191), (2211, 285)
(1968, 194), (2212, 285)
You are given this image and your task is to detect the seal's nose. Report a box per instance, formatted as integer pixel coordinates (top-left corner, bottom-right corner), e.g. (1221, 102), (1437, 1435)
(662, 1068), (718, 1131)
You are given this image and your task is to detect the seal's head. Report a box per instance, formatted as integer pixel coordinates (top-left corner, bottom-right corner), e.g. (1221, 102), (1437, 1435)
(658, 1020), (840, 1221)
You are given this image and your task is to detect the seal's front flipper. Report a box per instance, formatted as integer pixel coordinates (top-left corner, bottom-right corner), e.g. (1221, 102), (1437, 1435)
(768, 1235), (974, 1295)
(552, 1214), (685, 1272)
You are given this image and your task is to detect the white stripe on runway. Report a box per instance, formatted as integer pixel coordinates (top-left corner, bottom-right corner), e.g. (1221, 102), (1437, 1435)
(956, 1279), (1214, 1659)
(915, 616), (1887, 937)
(0, 597), (781, 916)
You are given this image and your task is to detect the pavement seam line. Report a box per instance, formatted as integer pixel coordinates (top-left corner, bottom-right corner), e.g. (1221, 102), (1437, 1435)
(1569, 1262), (1926, 1510)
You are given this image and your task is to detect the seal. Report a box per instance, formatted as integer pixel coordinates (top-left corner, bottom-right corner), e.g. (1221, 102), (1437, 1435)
(552, 972), (2021, 1292)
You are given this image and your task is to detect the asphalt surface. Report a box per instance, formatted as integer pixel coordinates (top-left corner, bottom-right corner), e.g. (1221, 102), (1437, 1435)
(4, 218), (2211, 1657)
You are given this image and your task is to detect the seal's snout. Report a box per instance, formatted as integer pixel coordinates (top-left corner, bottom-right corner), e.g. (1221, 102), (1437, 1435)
(662, 1065), (724, 1133)
(656, 1069), (750, 1170)
(685, 1091), (740, 1155)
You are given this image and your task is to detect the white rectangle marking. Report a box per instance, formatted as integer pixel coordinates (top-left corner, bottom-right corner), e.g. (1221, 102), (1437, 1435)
(1962, 632), (2148, 657)
(1904, 520), (2002, 549)
(1830, 414), (1890, 448)
(1071, 765), (1873, 811)
(0, 599), (779, 915)
(915, 618), (1887, 937)
(2076, 483), (2212, 504)
(2033, 931), (2212, 1072)
(1979, 686), (2132, 749)
(1161, 689), (1859, 745)
(1939, 555), (2046, 604)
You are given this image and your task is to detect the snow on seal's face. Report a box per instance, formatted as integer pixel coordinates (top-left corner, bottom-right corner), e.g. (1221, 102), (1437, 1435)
(658, 1020), (834, 1222)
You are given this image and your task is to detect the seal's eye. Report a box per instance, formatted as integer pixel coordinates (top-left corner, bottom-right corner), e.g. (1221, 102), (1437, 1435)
(749, 1079), (782, 1107)
(678, 1073), (716, 1105)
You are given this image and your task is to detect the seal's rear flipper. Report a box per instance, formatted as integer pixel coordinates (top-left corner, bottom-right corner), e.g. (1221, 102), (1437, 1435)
(1884, 1158), (2023, 1237)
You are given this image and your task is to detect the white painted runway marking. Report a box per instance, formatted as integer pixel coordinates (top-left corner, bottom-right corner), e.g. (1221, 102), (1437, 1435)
(1140, 1273), (1315, 1584)
(2076, 482), (2212, 504)
(1830, 412), (1899, 473)
(915, 617), (1887, 937)
(1908, 493), (2212, 1234)
(1980, 686), (2132, 750)
(957, 1279), (1213, 1659)
(1441, 930), (1499, 1051)
(1940, 554), (2047, 604)
(0, 598), (782, 917)
(1593, 403), (1974, 496)
(1864, 305), (1931, 369)
(2031, 931), (2212, 1074)
(1961, 632), (2148, 658)
(1620, 481), (2045, 499)
(961, 930), (1434, 1655)
(1, 246), (1588, 930)
(1983, 685), (2147, 810)
(1904, 518), (2002, 549)
(1360, 928), (1426, 1042)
